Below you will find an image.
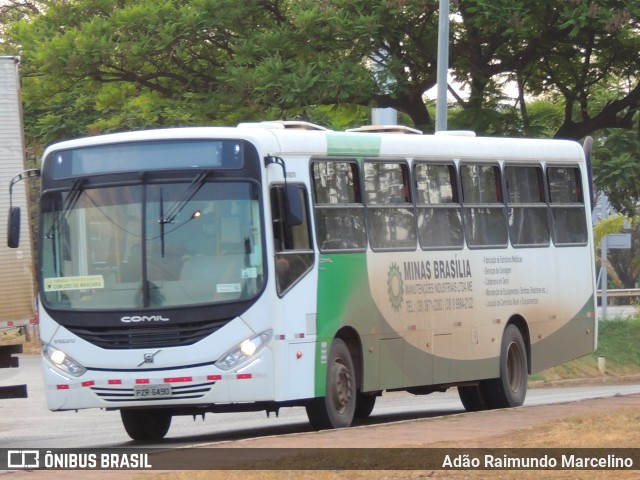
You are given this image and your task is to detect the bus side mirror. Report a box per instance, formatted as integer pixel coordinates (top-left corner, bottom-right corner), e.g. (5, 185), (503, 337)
(285, 184), (304, 227)
(7, 168), (40, 248)
(7, 206), (21, 248)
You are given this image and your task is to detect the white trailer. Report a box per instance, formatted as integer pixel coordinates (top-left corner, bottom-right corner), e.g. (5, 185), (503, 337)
(0, 56), (36, 338)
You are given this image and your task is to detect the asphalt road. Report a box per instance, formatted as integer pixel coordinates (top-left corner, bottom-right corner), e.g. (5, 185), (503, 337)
(2, 354), (640, 449)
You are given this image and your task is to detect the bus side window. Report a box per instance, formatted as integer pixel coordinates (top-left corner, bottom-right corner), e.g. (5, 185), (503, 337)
(505, 165), (550, 247)
(311, 161), (367, 251)
(363, 161), (416, 251)
(270, 184), (314, 296)
(461, 164), (508, 248)
(414, 162), (463, 249)
(547, 167), (588, 245)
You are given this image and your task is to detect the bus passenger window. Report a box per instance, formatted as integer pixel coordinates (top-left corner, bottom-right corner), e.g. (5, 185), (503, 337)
(461, 164), (508, 248)
(414, 163), (463, 249)
(312, 161), (367, 251)
(271, 184), (314, 295)
(505, 166), (550, 247)
(364, 161), (416, 251)
(547, 167), (588, 245)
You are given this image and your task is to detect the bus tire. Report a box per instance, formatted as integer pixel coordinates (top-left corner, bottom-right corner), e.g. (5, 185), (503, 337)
(120, 409), (172, 441)
(458, 385), (488, 412)
(305, 338), (356, 430)
(354, 391), (377, 419)
(483, 324), (528, 409)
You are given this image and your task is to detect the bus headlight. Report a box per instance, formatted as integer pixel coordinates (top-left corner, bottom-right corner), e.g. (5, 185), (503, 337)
(216, 330), (272, 370)
(43, 344), (87, 377)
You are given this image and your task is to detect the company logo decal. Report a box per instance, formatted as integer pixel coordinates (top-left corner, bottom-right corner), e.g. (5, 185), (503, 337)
(120, 315), (170, 323)
(387, 263), (404, 312)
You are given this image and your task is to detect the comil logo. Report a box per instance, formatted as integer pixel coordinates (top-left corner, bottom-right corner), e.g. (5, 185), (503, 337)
(120, 315), (170, 323)
(8, 450), (39, 468)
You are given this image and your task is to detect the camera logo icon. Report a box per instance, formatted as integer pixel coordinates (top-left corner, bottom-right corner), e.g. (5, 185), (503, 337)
(7, 450), (40, 469)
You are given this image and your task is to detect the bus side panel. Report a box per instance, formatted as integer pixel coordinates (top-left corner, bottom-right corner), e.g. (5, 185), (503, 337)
(315, 252), (449, 394)
(448, 356), (498, 384)
(314, 250), (506, 394)
(529, 296), (596, 373)
(364, 245), (596, 386)
(315, 252), (422, 395)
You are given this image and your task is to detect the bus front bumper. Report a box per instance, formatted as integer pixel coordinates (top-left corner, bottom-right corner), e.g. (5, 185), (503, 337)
(41, 349), (275, 411)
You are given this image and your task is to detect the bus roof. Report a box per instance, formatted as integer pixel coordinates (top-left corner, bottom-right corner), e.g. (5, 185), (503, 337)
(42, 124), (585, 165)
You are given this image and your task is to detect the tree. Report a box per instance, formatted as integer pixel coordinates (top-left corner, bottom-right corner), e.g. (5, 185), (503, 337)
(0, 1), (42, 44)
(3, 0), (640, 145)
(7, 0), (273, 141)
(451, 0), (640, 139)
(592, 127), (640, 217)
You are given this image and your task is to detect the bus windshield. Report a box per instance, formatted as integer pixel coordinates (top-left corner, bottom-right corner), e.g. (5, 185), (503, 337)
(40, 180), (264, 310)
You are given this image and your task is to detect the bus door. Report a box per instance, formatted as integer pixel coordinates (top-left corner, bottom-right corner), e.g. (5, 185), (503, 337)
(269, 182), (316, 399)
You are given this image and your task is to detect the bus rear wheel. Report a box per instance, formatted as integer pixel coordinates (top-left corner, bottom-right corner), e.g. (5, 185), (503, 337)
(120, 408), (172, 441)
(458, 385), (488, 412)
(354, 391), (377, 419)
(483, 324), (528, 409)
(305, 338), (356, 430)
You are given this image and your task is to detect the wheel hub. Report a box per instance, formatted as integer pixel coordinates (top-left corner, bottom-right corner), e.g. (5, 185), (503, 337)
(330, 361), (352, 413)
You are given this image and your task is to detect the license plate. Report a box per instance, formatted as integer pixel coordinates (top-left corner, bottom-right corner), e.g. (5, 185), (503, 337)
(133, 384), (172, 399)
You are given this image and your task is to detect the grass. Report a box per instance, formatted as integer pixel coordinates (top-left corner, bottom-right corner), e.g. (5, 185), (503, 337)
(595, 317), (640, 369)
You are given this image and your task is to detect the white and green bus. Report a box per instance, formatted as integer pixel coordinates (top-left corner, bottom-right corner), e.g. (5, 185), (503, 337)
(8, 121), (597, 440)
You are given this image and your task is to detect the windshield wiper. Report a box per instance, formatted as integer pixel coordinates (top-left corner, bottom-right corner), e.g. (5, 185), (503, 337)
(160, 170), (211, 225)
(44, 178), (85, 239)
(159, 187), (166, 257)
(157, 170), (211, 257)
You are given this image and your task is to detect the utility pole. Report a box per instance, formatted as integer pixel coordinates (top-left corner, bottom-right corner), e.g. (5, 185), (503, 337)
(435, 0), (450, 132)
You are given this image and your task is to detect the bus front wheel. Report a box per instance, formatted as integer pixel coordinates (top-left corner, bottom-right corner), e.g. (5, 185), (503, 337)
(483, 324), (528, 409)
(120, 408), (172, 441)
(305, 338), (356, 430)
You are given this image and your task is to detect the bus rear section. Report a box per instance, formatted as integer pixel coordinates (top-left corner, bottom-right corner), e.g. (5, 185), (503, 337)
(303, 132), (596, 428)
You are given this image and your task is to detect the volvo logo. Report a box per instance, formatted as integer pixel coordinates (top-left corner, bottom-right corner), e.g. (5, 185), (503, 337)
(120, 315), (170, 323)
(138, 349), (162, 366)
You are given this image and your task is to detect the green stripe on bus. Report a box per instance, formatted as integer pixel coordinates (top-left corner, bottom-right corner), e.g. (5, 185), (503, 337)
(314, 252), (376, 396)
(326, 132), (381, 157)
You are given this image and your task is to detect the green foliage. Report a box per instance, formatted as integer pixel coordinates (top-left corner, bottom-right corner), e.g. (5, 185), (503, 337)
(8, 0), (394, 146)
(3, 0), (640, 149)
(593, 215), (640, 289)
(593, 214), (626, 248)
(299, 105), (371, 131)
(593, 127), (640, 217)
(524, 99), (565, 137)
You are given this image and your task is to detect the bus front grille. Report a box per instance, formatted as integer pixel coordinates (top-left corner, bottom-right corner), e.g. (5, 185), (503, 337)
(66, 318), (231, 349)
